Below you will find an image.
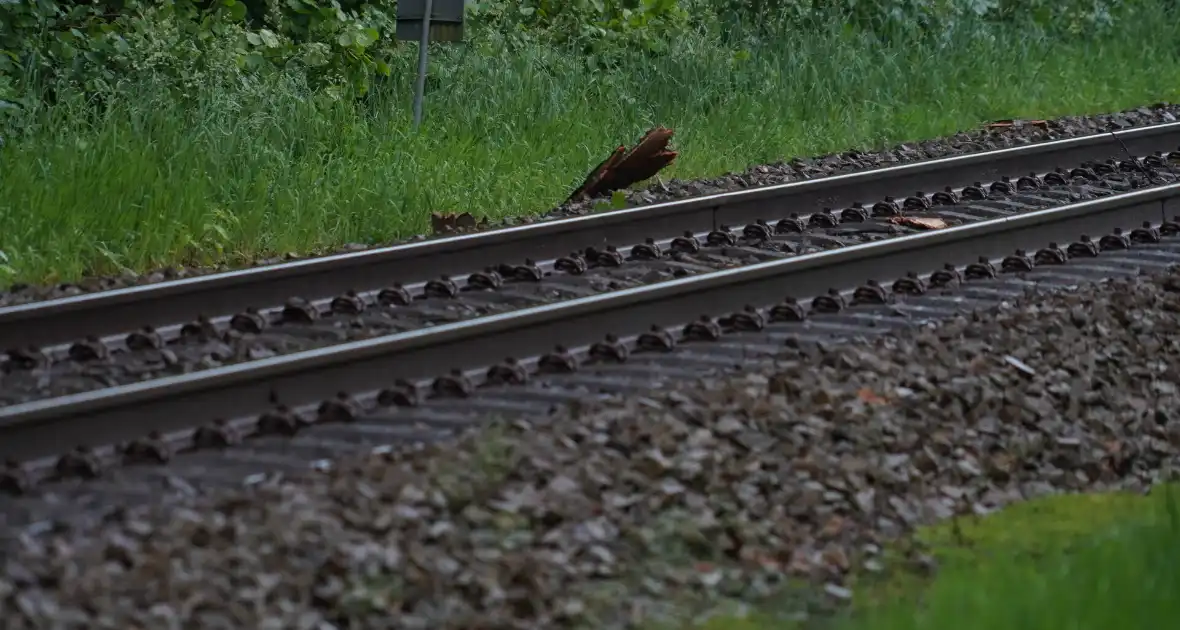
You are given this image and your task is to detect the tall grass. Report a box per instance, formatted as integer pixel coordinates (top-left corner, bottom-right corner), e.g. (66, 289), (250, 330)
(2, 5), (1180, 283)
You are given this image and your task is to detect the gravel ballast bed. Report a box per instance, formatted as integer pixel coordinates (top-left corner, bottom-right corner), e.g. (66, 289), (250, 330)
(3, 103), (1178, 307)
(5, 270), (1180, 629)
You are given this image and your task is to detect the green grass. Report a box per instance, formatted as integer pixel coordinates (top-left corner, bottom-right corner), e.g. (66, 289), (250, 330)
(3, 6), (1180, 283)
(682, 484), (1180, 630)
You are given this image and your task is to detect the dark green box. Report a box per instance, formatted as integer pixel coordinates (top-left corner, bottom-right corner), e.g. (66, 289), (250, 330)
(396, 0), (466, 42)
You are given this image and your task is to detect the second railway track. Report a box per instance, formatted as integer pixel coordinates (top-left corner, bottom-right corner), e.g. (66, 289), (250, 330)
(2, 122), (1180, 354)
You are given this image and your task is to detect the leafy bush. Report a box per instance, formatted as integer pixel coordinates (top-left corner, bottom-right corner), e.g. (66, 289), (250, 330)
(0, 0), (1152, 119)
(1, 0), (398, 106)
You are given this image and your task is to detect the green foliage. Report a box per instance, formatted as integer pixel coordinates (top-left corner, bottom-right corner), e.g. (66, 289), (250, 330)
(467, 0), (690, 61)
(3, 0), (1179, 284)
(0, 0), (397, 110)
(2, 0), (1146, 118)
(702, 0), (1136, 38)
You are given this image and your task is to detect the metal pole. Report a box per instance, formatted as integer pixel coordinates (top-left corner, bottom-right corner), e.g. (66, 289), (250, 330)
(412, 0), (433, 131)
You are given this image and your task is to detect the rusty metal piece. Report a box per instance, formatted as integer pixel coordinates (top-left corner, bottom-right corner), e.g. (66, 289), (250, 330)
(811, 288), (847, 314)
(840, 204), (871, 223)
(538, 346), (580, 372)
(706, 228), (737, 247)
(229, 308), (267, 334)
(961, 182), (988, 200)
(1016, 173), (1043, 190)
(511, 259), (544, 282)
(769, 297), (807, 322)
(120, 431), (173, 465)
(378, 284), (413, 306)
(892, 271), (928, 296)
(682, 316), (722, 342)
(330, 291), (367, 315)
(631, 238), (663, 260)
(280, 297), (319, 324)
(932, 186), (960, 205)
(989, 177), (1014, 195)
(808, 209), (839, 229)
(377, 379), (421, 407)
(424, 276), (460, 299)
(589, 334), (629, 363)
(720, 305), (766, 332)
(851, 280), (889, 305)
(1034, 242), (1069, 265)
(0, 460), (33, 495)
(775, 214), (807, 234)
(180, 315), (219, 340)
(68, 336), (109, 362)
(467, 268), (504, 291)
(588, 246), (625, 267)
(1001, 249), (1036, 273)
(965, 256), (998, 280)
(555, 252), (589, 275)
(432, 369), (474, 398)
(1099, 228), (1132, 251)
(742, 221), (774, 243)
(486, 358), (529, 386)
(317, 393), (360, 423)
(55, 446), (103, 479)
(1131, 221), (1162, 244)
(929, 263), (962, 288)
(256, 406), (307, 436)
(1067, 236), (1101, 258)
(5, 346), (49, 371)
(670, 231), (702, 254)
(636, 326), (676, 352)
(125, 326), (163, 351)
(871, 197), (902, 217)
(192, 419), (243, 449)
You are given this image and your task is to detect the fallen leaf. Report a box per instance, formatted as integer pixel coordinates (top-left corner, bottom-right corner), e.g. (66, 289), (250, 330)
(986, 119), (1049, 131)
(890, 216), (948, 230)
(857, 388), (889, 405)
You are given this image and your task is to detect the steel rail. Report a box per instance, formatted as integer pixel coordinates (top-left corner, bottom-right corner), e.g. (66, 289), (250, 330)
(1, 183), (1177, 461)
(3, 123), (1180, 350)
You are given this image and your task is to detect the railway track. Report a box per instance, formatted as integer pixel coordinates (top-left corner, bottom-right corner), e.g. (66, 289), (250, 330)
(5, 208), (1180, 536)
(3, 170), (1180, 529)
(4, 125), (1180, 534)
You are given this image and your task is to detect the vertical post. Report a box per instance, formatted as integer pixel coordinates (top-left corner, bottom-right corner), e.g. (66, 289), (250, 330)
(412, 0), (434, 131)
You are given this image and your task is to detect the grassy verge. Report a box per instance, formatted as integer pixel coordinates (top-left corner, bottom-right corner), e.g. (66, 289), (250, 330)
(684, 484), (1180, 630)
(3, 5), (1180, 284)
